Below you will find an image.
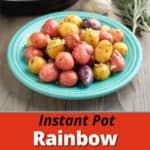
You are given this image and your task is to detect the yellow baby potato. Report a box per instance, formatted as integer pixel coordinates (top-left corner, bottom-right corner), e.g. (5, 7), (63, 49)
(101, 25), (110, 32)
(27, 37), (32, 47)
(47, 39), (65, 59)
(59, 22), (79, 37)
(113, 42), (128, 57)
(64, 14), (82, 27)
(95, 40), (113, 63)
(28, 56), (47, 74)
(81, 28), (99, 48)
(94, 64), (110, 80)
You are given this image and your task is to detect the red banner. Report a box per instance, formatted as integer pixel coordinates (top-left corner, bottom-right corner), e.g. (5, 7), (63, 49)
(0, 113), (150, 150)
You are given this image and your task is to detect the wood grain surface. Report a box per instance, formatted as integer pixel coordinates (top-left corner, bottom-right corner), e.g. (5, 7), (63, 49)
(0, 1), (149, 112)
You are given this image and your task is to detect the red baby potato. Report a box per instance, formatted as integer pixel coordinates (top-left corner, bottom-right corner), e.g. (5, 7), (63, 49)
(25, 46), (43, 61)
(100, 31), (114, 43)
(59, 70), (78, 87)
(83, 43), (94, 55)
(41, 19), (59, 37)
(72, 43), (93, 65)
(39, 63), (58, 82)
(109, 50), (125, 73)
(88, 56), (95, 67)
(55, 52), (75, 71)
(109, 29), (124, 42)
(64, 33), (81, 50)
(30, 32), (48, 49)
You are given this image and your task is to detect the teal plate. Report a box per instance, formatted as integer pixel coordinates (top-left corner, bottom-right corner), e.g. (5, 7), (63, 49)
(7, 11), (142, 100)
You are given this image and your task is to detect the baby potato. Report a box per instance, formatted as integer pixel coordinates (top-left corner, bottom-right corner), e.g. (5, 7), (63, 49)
(39, 63), (59, 82)
(27, 37), (32, 47)
(79, 65), (94, 86)
(82, 18), (101, 30)
(93, 64), (110, 80)
(41, 19), (59, 37)
(101, 25), (110, 32)
(59, 70), (78, 87)
(109, 29), (124, 42)
(72, 43), (92, 65)
(100, 31), (114, 43)
(46, 39), (65, 59)
(55, 52), (75, 71)
(64, 33), (81, 50)
(109, 50), (125, 73)
(59, 22), (79, 37)
(95, 40), (113, 63)
(28, 56), (47, 74)
(113, 42), (128, 57)
(79, 29), (85, 40)
(25, 46), (43, 61)
(81, 28), (99, 47)
(64, 14), (82, 27)
(29, 32), (48, 49)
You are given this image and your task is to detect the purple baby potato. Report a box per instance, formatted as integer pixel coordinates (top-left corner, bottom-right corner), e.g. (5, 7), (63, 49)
(79, 65), (94, 86)
(82, 18), (101, 30)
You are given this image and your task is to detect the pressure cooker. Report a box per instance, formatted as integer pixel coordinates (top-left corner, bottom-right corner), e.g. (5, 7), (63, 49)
(0, 0), (77, 15)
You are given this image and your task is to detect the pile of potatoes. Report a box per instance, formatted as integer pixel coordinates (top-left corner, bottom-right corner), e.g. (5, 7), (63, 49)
(25, 14), (128, 87)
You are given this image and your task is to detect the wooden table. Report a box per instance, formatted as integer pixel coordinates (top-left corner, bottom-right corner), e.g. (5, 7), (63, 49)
(0, 1), (150, 112)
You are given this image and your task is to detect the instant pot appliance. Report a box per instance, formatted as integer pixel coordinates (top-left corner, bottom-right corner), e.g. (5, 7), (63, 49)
(0, 0), (77, 15)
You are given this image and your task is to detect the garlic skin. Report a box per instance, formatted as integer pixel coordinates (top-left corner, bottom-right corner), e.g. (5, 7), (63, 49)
(80, 0), (112, 15)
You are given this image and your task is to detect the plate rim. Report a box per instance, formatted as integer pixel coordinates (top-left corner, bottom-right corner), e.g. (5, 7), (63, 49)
(7, 11), (143, 100)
